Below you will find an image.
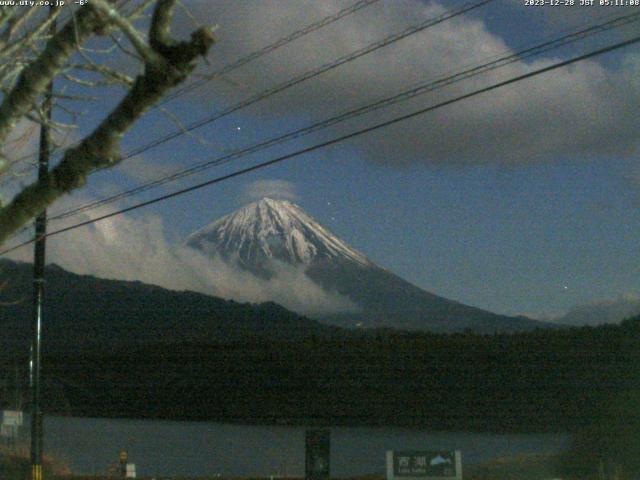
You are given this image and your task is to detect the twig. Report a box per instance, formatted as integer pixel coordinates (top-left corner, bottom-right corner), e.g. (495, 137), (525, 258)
(0, 4), (216, 242)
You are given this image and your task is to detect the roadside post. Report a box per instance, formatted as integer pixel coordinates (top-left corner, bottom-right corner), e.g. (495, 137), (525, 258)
(305, 429), (330, 480)
(119, 450), (128, 478)
(386, 450), (462, 480)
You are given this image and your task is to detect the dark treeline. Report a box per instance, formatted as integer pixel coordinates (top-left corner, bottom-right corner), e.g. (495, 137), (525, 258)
(2, 316), (638, 434)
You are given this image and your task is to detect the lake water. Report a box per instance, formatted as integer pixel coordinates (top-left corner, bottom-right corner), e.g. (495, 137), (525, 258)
(14, 416), (572, 477)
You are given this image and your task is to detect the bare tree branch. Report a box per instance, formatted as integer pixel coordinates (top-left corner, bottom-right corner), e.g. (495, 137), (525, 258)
(0, 6), (107, 168)
(0, 9), (61, 62)
(91, 0), (164, 68)
(0, 1), (216, 244)
(129, 0), (158, 19)
(110, 31), (143, 61)
(150, 0), (176, 49)
(72, 62), (134, 86)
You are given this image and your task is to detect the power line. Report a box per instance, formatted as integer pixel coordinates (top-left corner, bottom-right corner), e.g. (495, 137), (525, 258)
(2, 33), (638, 257)
(113, 0), (496, 160)
(46, 0), (496, 220)
(159, 0), (383, 106)
(48, 10), (640, 222)
(2, 0), (497, 250)
(1, 0), (493, 220)
(0, 0), (380, 179)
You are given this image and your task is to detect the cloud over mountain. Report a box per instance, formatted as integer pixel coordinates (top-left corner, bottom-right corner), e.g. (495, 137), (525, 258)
(5, 196), (357, 317)
(240, 179), (300, 204)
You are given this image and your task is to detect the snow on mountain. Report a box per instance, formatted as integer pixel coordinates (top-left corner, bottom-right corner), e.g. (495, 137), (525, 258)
(185, 197), (552, 333)
(186, 197), (371, 268)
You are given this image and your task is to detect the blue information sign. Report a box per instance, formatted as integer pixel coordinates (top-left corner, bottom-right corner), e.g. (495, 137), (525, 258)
(387, 450), (462, 480)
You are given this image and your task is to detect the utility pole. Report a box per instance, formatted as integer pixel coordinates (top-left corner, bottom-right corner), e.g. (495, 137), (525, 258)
(15, 364), (21, 410)
(30, 8), (55, 480)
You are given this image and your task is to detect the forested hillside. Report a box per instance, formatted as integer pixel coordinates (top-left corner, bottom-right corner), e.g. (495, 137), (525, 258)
(2, 317), (636, 434)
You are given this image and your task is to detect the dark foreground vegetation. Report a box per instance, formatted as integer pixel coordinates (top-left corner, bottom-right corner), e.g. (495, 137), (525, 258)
(3, 317), (638, 431)
(2, 316), (639, 477)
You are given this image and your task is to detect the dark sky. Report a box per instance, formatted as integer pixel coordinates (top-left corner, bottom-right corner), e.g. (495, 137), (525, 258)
(6, 0), (640, 320)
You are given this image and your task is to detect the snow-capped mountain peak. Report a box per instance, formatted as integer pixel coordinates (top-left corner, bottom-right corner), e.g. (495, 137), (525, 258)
(186, 198), (371, 268)
(184, 197), (550, 333)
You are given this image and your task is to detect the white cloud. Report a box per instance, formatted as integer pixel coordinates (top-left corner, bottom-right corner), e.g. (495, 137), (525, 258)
(187, 254), (358, 316)
(553, 294), (640, 326)
(1, 116), (83, 206)
(173, 0), (640, 166)
(113, 155), (182, 184)
(6, 197), (357, 317)
(240, 179), (299, 204)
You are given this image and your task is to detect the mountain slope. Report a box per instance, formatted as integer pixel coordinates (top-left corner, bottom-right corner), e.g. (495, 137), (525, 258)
(186, 198), (550, 333)
(0, 259), (342, 354)
(308, 262), (544, 332)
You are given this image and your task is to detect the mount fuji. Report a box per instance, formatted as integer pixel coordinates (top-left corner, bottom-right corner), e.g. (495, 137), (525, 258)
(186, 198), (549, 333)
